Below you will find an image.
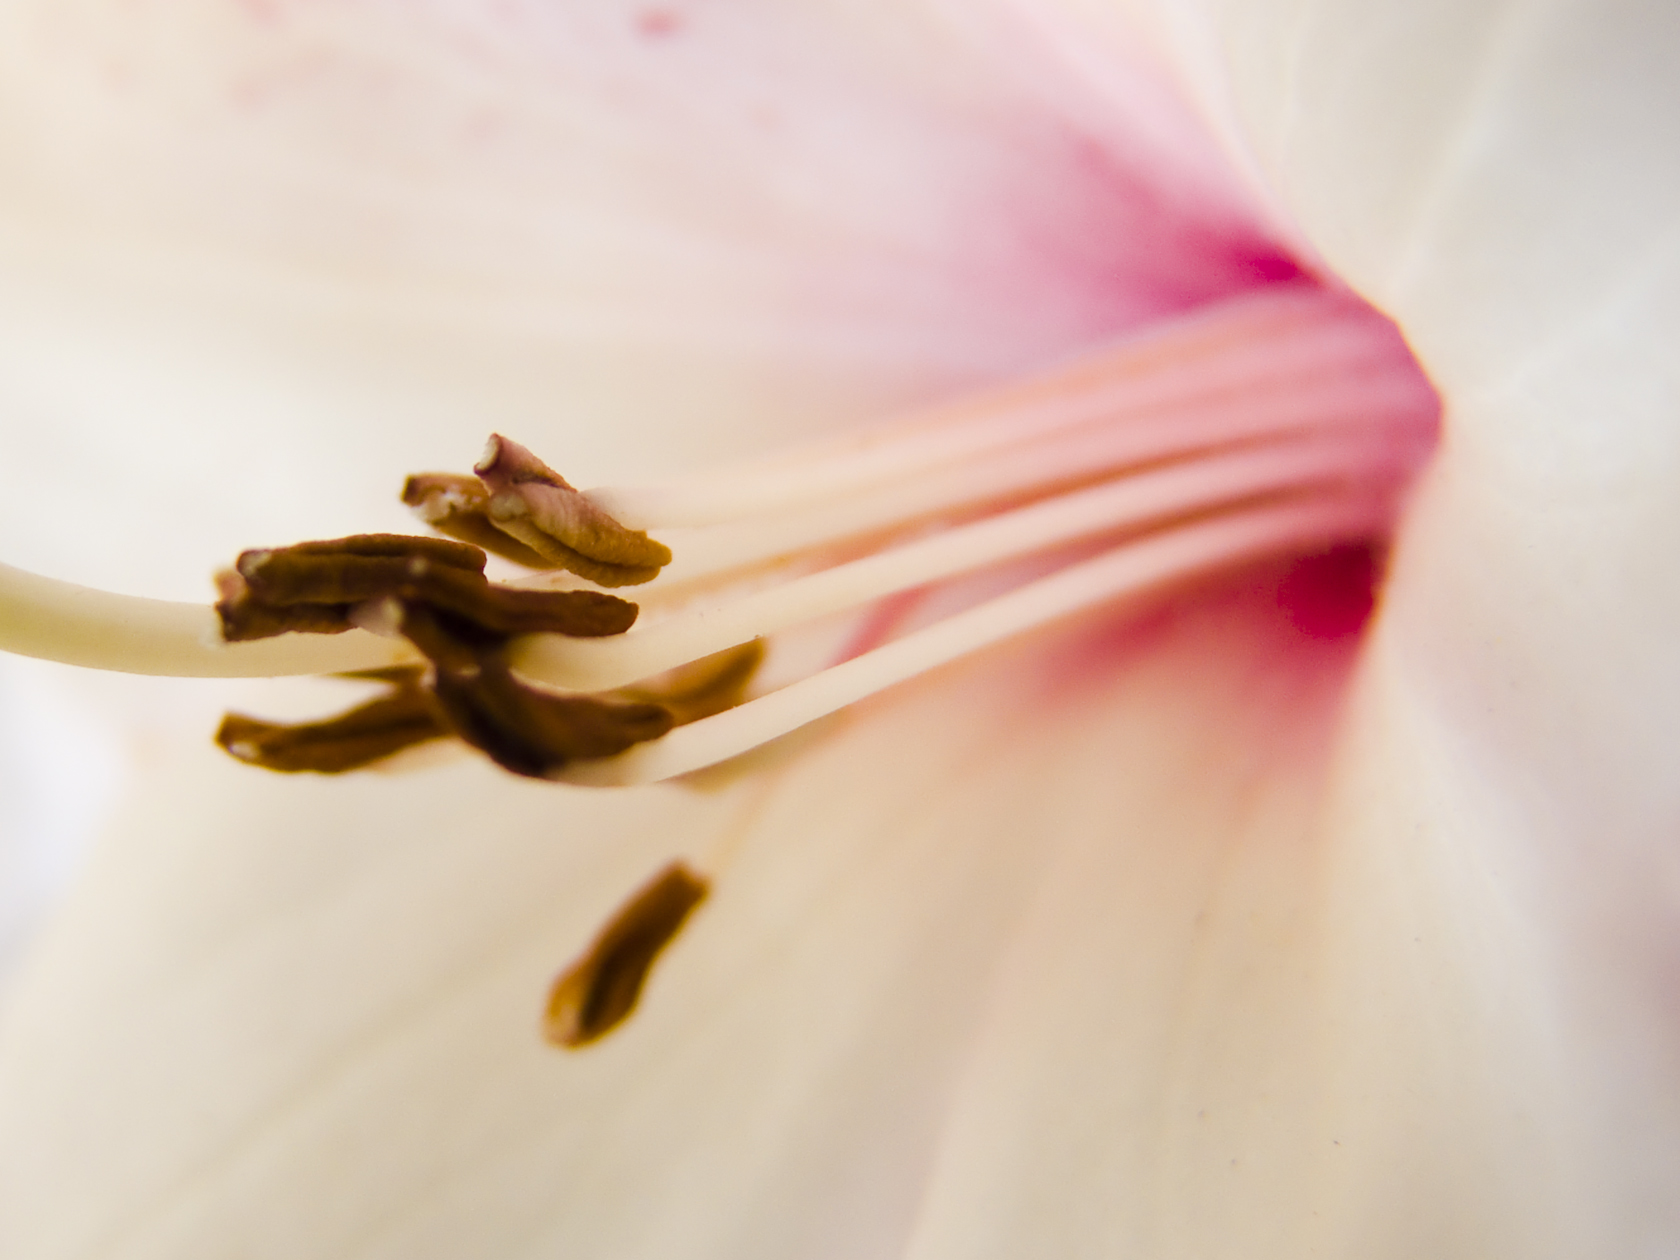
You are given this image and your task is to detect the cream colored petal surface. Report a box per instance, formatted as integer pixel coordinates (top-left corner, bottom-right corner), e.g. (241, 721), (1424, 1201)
(1149, 0), (1680, 1241)
(0, 0), (1278, 602)
(897, 621), (1592, 1258)
(0, 599), (1270, 1259)
(1284, 0), (1680, 1237)
(0, 656), (123, 997)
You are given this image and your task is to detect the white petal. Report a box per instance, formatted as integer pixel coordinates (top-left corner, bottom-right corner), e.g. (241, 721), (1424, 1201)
(0, 656), (124, 999)
(0, 612), (1234, 1259)
(0, 0), (1280, 599)
(1134, 0), (1680, 1239)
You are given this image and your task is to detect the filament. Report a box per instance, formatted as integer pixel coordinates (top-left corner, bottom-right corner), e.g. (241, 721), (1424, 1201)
(511, 426), (1413, 693)
(0, 562), (413, 677)
(555, 492), (1389, 786)
(592, 285), (1403, 530)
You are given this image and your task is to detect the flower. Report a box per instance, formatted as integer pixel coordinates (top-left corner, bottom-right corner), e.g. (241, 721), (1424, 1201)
(2, 1), (1678, 1257)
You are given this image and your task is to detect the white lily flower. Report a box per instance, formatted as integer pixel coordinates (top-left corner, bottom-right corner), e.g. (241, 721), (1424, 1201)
(1, 0), (1676, 1256)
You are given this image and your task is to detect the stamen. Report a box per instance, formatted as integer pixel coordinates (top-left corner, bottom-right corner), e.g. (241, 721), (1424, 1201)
(544, 862), (709, 1048)
(400, 604), (674, 778)
(216, 567), (364, 642)
(0, 284), (1438, 791)
(217, 533), (485, 641)
(205, 535), (671, 779)
(230, 534), (485, 608)
(608, 640), (766, 726)
(221, 534), (640, 643)
(404, 437), (673, 586)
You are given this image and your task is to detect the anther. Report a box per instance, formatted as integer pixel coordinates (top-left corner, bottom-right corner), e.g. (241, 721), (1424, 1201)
(217, 534), (640, 643)
(216, 667), (448, 773)
(471, 435), (673, 587)
(404, 439), (673, 586)
(544, 862), (709, 1048)
(399, 606), (675, 778)
(215, 568), (360, 642)
(608, 639), (766, 726)
(402, 472), (557, 569)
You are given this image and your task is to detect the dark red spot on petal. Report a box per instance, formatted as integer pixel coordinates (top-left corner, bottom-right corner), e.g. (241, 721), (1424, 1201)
(1235, 249), (1308, 286)
(1276, 543), (1379, 641)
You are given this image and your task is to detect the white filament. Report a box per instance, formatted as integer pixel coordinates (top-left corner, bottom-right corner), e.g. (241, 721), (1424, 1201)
(512, 427), (1409, 692)
(649, 363), (1430, 587)
(0, 562), (410, 677)
(555, 492), (1386, 786)
(590, 286), (1404, 530)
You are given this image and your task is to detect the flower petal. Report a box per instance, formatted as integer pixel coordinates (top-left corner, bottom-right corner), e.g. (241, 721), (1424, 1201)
(0, 605), (1282, 1258)
(1136, 0), (1680, 1239)
(897, 628), (1590, 1258)
(0, 0), (1284, 600)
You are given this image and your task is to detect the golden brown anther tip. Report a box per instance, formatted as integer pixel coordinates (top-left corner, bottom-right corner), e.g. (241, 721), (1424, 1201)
(544, 863), (709, 1048)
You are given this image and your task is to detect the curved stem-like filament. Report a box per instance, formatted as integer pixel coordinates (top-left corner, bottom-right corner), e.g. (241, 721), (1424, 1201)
(511, 426), (1412, 692)
(554, 491), (1388, 786)
(0, 562), (413, 677)
(648, 362), (1429, 587)
(591, 285), (1402, 530)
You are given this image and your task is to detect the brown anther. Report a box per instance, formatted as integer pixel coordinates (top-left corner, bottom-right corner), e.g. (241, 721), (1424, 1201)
(215, 669), (448, 772)
(216, 533), (636, 646)
(235, 534), (485, 604)
(271, 534), (489, 569)
(217, 535), (488, 642)
(430, 664), (674, 778)
(544, 862), (709, 1048)
(402, 473), (556, 569)
(473, 584), (639, 638)
(239, 552), (445, 607)
(473, 434), (672, 587)
(393, 565), (639, 639)
(399, 607), (674, 778)
(215, 568), (356, 642)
